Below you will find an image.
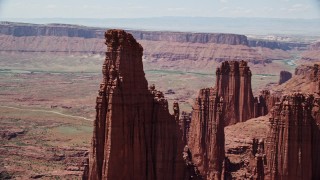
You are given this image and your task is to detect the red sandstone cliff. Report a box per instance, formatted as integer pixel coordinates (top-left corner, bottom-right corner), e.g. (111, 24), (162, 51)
(87, 30), (185, 180)
(216, 61), (255, 125)
(266, 93), (320, 180)
(187, 88), (225, 179)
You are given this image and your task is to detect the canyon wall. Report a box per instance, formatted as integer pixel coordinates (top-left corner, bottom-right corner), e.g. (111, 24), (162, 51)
(0, 22), (292, 71)
(216, 61), (255, 125)
(0, 22), (248, 45)
(266, 93), (320, 180)
(248, 39), (308, 51)
(87, 30), (185, 179)
(187, 88), (225, 180)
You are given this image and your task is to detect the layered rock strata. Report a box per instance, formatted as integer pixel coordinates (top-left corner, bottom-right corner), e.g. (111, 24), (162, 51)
(188, 88), (225, 179)
(266, 93), (320, 180)
(215, 61), (255, 125)
(87, 30), (185, 180)
(0, 22), (248, 45)
(278, 71), (292, 85)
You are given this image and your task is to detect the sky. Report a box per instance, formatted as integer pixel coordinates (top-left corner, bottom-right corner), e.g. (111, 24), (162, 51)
(0, 0), (320, 19)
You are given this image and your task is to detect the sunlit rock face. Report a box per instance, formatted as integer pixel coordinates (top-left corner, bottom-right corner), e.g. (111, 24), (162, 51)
(266, 93), (320, 180)
(87, 30), (186, 180)
(187, 88), (225, 180)
(215, 61), (255, 125)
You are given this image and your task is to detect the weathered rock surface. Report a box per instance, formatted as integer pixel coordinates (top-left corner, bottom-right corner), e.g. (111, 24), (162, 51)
(266, 93), (320, 180)
(188, 88), (225, 179)
(278, 70), (292, 85)
(216, 61), (255, 125)
(87, 30), (185, 179)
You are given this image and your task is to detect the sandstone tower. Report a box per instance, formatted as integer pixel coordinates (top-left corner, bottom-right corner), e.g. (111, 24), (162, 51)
(87, 30), (185, 180)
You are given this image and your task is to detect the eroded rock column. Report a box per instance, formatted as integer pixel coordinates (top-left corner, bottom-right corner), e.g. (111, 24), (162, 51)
(88, 30), (185, 180)
(215, 61), (254, 125)
(188, 88), (225, 180)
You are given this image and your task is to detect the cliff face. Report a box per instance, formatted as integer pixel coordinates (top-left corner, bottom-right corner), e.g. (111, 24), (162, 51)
(131, 31), (249, 45)
(248, 39), (308, 51)
(88, 30), (185, 179)
(187, 88), (225, 180)
(0, 23), (103, 38)
(278, 70), (292, 85)
(266, 93), (320, 180)
(216, 61), (255, 125)
(0, 22), (248, 45)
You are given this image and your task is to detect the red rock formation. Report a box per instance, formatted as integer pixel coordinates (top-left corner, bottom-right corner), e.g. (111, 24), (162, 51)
(215, 60), (254, 125)
(87, 30), (185, 180)
(266, 93), (320, 180)
(254, 90), (280, 117)
(278, 71), (292, 85)
(179, 111), (192, 145)
(188, 88), (225, 179)
(311, 64), (320, 95)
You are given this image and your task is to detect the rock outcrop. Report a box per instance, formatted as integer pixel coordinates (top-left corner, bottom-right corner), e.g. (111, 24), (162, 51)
(311, 64), (320, 94)
(216, 61), (255, 125)
(278, 70), (292, 85)
(295, 65), (314, 76)
(87, 30), (185, 179)
(188, 88), (225, 179)
(266, 93), (320, 180)
(273, 64), (320, 95)
(253, 90), (279, 117)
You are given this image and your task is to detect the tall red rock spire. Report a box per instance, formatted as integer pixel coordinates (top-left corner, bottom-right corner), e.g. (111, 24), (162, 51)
(87, 30), (185, 180)
(188, 88), (225, 179)
(215, 60), (254, 125)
